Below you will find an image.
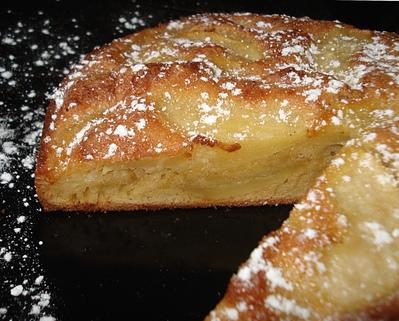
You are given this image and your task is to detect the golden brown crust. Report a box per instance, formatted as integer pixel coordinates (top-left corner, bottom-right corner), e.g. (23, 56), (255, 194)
(39, 196), (297, 213)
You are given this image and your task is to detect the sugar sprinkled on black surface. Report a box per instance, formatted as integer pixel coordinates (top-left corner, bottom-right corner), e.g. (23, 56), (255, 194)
(0, 5), (150, 320)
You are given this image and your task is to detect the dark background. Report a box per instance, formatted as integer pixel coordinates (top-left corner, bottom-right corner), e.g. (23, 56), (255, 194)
(3, 0), (399, 34)
(1, 1), (399, 320)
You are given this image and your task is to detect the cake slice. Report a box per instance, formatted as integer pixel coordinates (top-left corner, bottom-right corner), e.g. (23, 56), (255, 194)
(206, 125), (399, 320)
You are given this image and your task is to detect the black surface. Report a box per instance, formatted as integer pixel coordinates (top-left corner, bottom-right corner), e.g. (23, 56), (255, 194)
(1, 1), (399, 320)
(37, 207), (290, 321)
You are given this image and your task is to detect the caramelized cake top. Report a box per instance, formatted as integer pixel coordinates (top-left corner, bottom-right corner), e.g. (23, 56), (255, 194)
(36, 13), (399, 183)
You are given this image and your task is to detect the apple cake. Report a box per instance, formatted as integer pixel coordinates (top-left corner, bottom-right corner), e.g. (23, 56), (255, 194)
(35, 13), (399, 320)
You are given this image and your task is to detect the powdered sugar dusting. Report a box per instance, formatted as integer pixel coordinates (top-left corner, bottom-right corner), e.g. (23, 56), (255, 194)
(363, 221), (394, 247)
(0, 4), (154, 319)
(236, 236), (293, 291)
(265, 294), (310, 319)
(2, 8), (399, 321)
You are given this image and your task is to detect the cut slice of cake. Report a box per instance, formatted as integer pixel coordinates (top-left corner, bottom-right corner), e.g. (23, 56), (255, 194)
(206, 125), (399, 320)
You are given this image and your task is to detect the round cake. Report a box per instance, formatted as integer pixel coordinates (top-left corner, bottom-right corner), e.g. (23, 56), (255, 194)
(35, 13), (399, 320)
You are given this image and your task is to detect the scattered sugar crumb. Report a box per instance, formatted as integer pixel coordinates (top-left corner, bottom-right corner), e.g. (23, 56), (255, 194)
(10, 285), (23, 296)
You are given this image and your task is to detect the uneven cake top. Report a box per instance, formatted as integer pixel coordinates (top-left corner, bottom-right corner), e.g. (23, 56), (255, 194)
(36, 13), (399, 181)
